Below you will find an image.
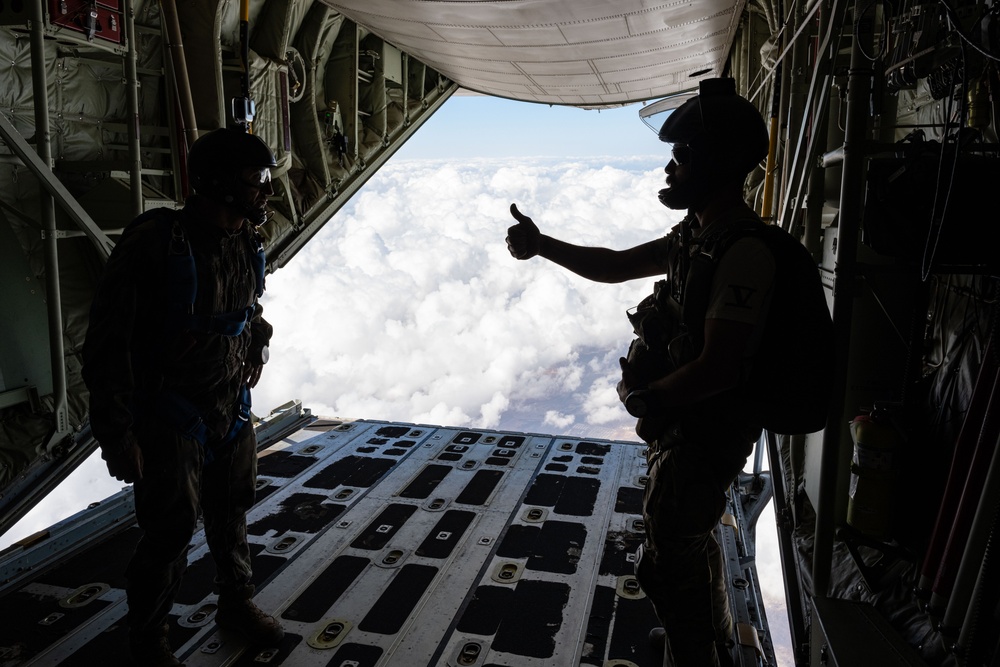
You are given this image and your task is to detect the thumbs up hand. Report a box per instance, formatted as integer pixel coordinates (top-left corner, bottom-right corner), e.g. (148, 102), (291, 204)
(506, 203), (541, 260)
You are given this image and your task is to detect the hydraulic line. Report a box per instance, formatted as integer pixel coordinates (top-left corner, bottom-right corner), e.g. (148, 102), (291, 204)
(233, 0), (255, 132)
(124, 0), (143, 218)
(945, 431), (1000, 635)
(917, 333), (1000, 600)
(760, 64), (782, 223)
(929, 365), (1000, 614)
(160, 0), (199, 151)
(813, 0), (869, 597)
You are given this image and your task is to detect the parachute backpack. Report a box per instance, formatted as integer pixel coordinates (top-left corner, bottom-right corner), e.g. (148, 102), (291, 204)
(683, 218), (836, 434)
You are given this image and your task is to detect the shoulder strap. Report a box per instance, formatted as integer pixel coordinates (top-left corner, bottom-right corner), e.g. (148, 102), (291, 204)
(166, 217), (197, 318)
(166, 220), (263, 337)
(247, 228), (266, 299)
(691, 217), (764, 261)
(121, 206), (180, 236)
(117, 208), (198, 323)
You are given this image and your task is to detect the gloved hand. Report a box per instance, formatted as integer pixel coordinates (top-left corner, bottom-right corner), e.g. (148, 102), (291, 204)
(506, 203), (541, 259)
(103, 432), (143, 483)
(617, 357), (650, 417)
(617, 357), (641, 402)
(244, 362), (264, 388)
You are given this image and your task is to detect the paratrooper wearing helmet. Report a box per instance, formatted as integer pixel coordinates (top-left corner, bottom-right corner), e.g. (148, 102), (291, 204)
(187, 127), (278, 227)
(83, 127), (282, 667)
(505, 79), (773, 666)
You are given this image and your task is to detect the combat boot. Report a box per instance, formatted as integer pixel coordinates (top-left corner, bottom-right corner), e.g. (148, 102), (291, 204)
(649, 627), (732, 667)
(129, 623), (181, 667)
(215, 585), (284, 645)
(669, 637), (722, 667)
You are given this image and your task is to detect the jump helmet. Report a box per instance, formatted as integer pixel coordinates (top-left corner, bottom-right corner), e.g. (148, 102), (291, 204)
(188, 128), (278, 204)
(658, 78), (769, 177)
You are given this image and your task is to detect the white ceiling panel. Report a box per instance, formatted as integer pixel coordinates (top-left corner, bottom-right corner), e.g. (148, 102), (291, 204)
(429, 24), (506, 47)
(322, 0), (745, 106)
(558, 16), (632, 43)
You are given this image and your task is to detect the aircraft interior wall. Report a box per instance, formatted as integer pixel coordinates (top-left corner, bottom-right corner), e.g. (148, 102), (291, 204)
(0, 0), (455, 533)
(746, 0), (1000, 662)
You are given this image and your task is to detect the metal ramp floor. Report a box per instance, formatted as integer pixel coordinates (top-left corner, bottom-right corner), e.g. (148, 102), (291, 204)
(0, 411), (775, 666)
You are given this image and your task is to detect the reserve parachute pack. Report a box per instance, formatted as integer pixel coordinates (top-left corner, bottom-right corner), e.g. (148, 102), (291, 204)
(629, 217), (834, 435)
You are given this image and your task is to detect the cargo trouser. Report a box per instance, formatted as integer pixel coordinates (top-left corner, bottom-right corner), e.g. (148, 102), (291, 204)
(125, 416), (257, 642)
(635, 423), (755, 666)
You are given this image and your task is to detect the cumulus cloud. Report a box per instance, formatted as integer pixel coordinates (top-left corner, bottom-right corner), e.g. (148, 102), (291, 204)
(544, 410), (576, 429)
(253, 156), (680, 441)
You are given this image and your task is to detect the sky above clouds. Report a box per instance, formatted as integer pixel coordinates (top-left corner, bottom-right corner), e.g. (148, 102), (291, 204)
(1, 96), (793, 665)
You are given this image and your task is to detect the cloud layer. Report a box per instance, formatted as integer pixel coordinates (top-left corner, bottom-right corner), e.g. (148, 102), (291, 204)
(254, 156), (677, 440)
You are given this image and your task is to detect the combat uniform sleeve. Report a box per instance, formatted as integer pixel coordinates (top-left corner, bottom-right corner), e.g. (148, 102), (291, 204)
(81, 222), (159, 455)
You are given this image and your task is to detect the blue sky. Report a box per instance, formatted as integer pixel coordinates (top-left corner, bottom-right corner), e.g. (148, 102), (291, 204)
(394, 94), (665, 159)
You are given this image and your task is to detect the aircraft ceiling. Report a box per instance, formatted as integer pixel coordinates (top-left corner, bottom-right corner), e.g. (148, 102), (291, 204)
(323, 0), (745, 107)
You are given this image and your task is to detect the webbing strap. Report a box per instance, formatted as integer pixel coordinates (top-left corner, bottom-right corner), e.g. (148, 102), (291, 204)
(251, 242), (265, 298)
(154, 385), (252, 463)
(165, 217), (264, 336)
(185, 306), (256, 337)
(221, 384), (252, 448)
